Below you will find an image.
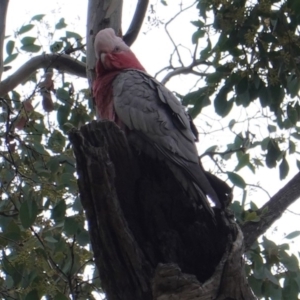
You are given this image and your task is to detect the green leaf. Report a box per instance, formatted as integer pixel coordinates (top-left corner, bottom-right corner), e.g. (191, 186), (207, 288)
(21, 44), (41, 53)
(200, 38), (212, 60)
(291, 132), (300, 140)
(44, 236), (58, 243)
(64, 217), (79, 235)
(297, 160), (300, 170)
(264, 268), (279, 285)
(191, 20), (204, 28)
(281, 254), (299, 272)
(47, 157), (60, 173)
(56, 18), (68, 29)
(244, 211), (260, 222)
(282, 278), (299, 299)
(279, 156), (289, 180)
(192, 29), (205, 44)
(56, 88), (70, 102)
(66, 31), (82, 40)
(183, 87), (211, 117)
(258, 83), (270, 108)
(285, 231), (300, 239)
(236, 76), (248, 95)
(54, 292), (69, 300)
(227, 172), (246, 188)
(235, 153), (250, 171)
(3, 53), (18, 65)
(289, 140), (296, 154)
(31, 14), (45, 22)
(206, 72), (223, 84)
(267, 125), (277, 133)
(18, 24), (35, 35)
(25, 289), (39, 300)
(48, 130), (66, 153)
(266, 139), (281, 168)
(50, 41), (63, 53)
(287, 75), (300, 98)
(4, 220), (21, 242)
(259, 32), (278, 44)
(51, 200), (66, 222)
(214, 87), (233, 117)
(248, 276), (263, 297)
(6, 40), (15, 55)
(19, 199), (38, 229)
(21, 37), (35, 45)
(57, 105), (71, 127)
(77, 229), (90, 246)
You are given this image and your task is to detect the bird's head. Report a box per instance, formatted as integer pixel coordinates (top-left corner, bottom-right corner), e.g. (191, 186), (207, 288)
(94, 28), (145, 75)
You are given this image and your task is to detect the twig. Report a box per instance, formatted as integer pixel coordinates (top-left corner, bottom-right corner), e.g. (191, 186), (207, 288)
(30, 226), (68, 283)
(246, 183), (271, 198)
(200, 147), (245, 159)
(164, 1), (197, 67)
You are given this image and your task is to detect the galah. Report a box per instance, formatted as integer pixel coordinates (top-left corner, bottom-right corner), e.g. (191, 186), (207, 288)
(93, 28), (222, 214)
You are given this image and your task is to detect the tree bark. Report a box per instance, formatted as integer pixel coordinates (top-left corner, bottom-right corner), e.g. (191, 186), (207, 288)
(0, 0), (9, 81)
(86, 0), (123, 90)
(242, 171), (300, 251)
(69, 121), (256, 300)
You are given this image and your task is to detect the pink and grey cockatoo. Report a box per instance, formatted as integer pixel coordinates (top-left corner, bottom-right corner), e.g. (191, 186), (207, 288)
(93, 28), (222, 214)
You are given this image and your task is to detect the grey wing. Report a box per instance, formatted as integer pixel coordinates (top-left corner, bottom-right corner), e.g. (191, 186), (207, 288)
(112, 70), (220, 208)
(113, 70), (197, 162)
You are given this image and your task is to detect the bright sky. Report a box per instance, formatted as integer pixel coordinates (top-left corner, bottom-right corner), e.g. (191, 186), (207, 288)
(5, 0), (300, 276)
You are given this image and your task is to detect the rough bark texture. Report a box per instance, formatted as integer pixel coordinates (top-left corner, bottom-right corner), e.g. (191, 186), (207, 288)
(69, 121), (256, 300)
(242, 171), (300, 252)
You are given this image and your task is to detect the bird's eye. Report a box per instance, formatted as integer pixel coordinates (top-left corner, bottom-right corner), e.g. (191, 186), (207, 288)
(114, 46), (120, 52)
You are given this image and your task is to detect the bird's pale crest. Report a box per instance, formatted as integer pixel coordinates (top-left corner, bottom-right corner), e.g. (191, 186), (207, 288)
(94, 28), (130, 58)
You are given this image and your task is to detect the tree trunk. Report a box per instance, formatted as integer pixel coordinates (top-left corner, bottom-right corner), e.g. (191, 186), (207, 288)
(86, 0), (123, 89)
(69, 121), (256, 300)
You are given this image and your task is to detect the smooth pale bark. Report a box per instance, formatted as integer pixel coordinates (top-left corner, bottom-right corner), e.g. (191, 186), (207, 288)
(0, 0), (9, 81)
(0, 54), (86, 96)
(86, 0), (123, 90)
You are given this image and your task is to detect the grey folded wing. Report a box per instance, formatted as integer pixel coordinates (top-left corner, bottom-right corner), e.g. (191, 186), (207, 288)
(112, 69), (220, 209)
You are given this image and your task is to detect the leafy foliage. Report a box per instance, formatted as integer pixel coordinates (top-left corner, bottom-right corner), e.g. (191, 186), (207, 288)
(186, 0), (300, 297)
(0, 14), (98, 299)
(183, 0), (300, 189)
(1, 0), (300, 299)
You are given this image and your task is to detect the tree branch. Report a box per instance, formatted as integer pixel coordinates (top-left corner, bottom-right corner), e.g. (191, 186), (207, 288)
(161, 59), (212, 85)
(242, 171), (300, 251)
(123, 0), (149, 46)
(0, 54), (86, 97)
(0, 0), (9, 81)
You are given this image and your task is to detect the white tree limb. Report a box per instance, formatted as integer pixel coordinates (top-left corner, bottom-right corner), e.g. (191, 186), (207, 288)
(0, 0), (9, 82)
